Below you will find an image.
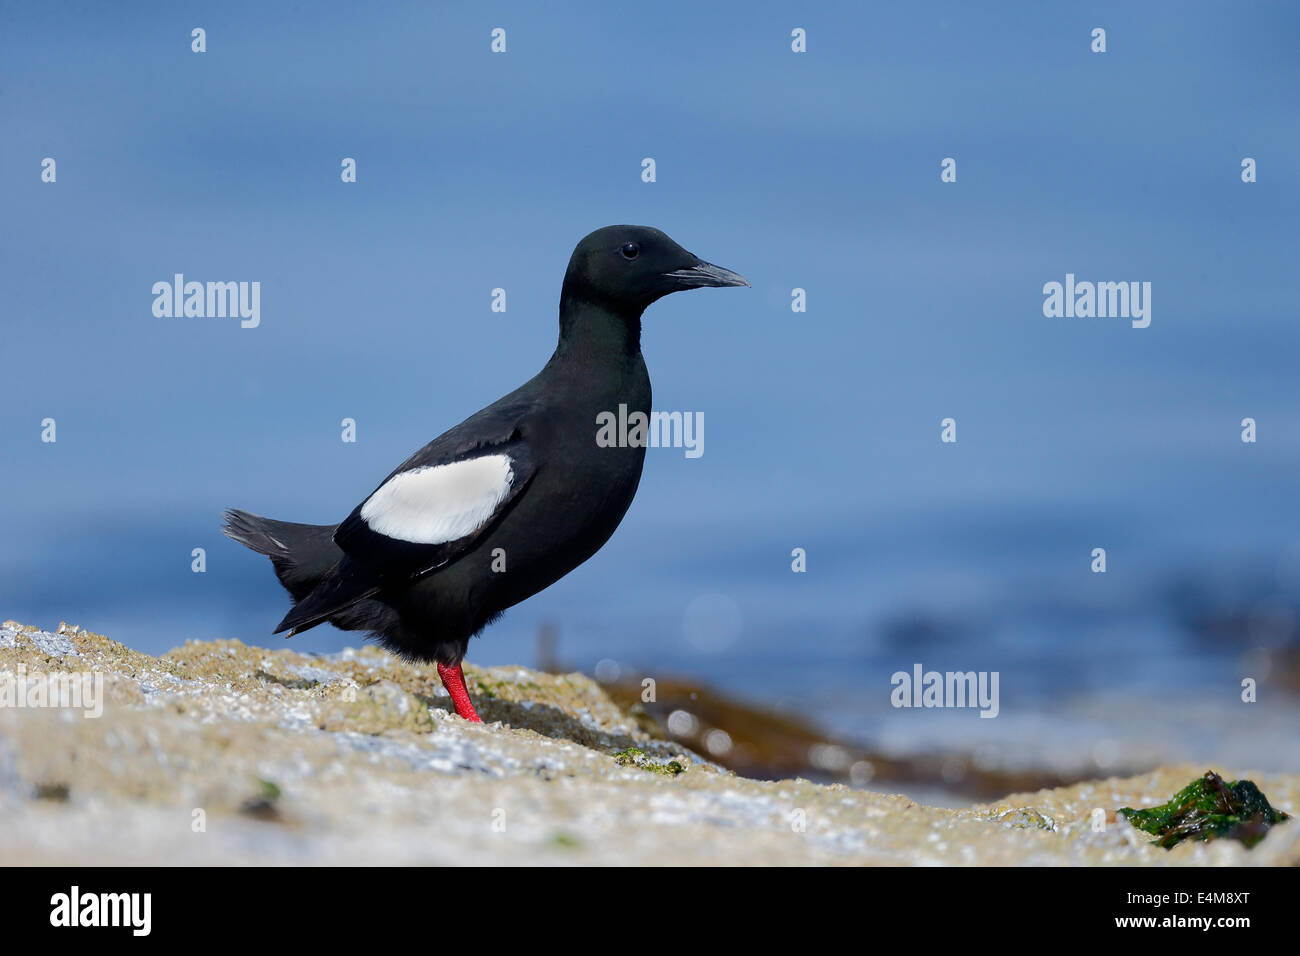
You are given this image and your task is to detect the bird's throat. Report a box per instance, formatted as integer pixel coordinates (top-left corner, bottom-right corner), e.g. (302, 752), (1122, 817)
(556, 299), (642, 364)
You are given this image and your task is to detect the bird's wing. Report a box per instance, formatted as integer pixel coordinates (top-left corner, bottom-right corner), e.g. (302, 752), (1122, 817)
(273, 402), (540, 635)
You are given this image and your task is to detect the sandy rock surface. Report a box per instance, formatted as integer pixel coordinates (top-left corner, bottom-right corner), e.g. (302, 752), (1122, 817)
(0, 620), (1294, 865)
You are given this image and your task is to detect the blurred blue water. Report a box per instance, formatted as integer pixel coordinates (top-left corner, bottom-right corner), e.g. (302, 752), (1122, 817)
(3, 2), (1298, 771)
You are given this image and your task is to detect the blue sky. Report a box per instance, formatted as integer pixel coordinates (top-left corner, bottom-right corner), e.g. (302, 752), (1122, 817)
(2, 1), (1298, 745)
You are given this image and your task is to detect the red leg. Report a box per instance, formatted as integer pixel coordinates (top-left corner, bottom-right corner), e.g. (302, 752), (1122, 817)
(436, 662), (482, 722)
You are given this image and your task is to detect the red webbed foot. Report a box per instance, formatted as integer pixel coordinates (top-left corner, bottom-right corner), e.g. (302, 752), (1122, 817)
(436, 662), (483, 722)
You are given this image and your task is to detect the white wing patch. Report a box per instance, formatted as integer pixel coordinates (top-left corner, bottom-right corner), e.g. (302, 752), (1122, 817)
(360, 454), (515, 544)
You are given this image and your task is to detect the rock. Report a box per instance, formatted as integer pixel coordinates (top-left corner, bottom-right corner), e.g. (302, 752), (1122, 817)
(0, 620), (1295, 865)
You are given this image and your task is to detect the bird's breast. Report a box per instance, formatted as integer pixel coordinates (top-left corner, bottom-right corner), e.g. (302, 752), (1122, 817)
(477, 368), (650, 610)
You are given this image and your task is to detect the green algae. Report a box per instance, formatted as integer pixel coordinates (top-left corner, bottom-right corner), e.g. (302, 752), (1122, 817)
(239, 778), (284, 822)
(1119, 770), (1290, 849)
(612, 746), (685, 776)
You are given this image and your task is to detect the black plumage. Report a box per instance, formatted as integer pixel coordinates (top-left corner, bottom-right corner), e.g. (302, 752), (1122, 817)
(224, 225), (747, 720)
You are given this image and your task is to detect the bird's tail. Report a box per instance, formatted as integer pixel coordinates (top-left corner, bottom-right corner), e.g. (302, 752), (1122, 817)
(222, 509), (344, 605)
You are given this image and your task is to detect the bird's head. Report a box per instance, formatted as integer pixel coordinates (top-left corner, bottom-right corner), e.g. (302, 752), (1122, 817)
(562, 225), (749, 315)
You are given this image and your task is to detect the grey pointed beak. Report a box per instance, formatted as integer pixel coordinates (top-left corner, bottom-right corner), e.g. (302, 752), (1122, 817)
(665, 259), (751, 289)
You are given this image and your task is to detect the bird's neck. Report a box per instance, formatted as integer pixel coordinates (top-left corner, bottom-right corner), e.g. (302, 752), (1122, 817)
(554, 297), (643, 366)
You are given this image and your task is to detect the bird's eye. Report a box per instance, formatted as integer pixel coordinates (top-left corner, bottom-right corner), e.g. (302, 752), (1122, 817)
(620, 242), (640, 260)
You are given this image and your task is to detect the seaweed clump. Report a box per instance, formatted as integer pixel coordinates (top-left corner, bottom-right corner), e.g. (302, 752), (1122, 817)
(1119, 770), (1290, 849)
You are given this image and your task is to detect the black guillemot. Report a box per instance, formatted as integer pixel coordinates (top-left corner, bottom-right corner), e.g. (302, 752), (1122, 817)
(224, 225), (748, 721)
